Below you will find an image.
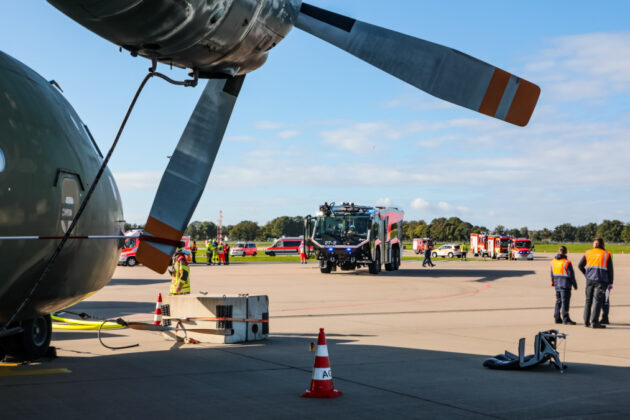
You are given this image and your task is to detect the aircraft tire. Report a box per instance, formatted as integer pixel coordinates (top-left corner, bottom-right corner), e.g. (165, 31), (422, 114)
(3, 315), (52, 361)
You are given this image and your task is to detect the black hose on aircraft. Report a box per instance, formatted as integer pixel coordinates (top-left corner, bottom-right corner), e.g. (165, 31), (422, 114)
(0, 63), (198, 335)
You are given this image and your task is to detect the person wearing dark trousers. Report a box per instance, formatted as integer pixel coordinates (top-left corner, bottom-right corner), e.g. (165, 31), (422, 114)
(422, 247), (435, 267)
(224, 243), (230, 265)
(578, 238), (613, 329)
(190, 240), (198, 264)
(551, 246), (578, 325)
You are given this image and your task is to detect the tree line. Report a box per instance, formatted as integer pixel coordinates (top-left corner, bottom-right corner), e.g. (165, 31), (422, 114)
(124, 217), (630, 243)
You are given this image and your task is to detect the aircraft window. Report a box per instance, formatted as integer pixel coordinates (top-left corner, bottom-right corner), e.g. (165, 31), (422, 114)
(0, 147), (5, 172)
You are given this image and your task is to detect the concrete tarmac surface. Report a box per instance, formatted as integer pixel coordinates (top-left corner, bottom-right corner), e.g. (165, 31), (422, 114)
(2, 254), (629, 419)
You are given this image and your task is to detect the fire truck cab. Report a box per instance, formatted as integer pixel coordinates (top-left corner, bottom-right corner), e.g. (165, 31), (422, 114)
(512, 238), (534, 260)
(311, 202), (404, 274)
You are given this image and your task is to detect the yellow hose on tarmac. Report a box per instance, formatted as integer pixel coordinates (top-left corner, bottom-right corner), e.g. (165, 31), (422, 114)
(51, 315), (125, 330)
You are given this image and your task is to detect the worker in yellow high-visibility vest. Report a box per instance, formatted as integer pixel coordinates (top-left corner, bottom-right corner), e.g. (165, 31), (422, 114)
(169, 247), (191, 295)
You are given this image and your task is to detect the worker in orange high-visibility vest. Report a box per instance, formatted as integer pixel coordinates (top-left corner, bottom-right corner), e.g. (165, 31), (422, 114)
(578, 238), (613, 328)
(550, 246), (578, 325)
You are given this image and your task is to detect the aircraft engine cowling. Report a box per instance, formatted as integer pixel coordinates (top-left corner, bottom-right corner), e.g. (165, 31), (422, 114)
(48, 0), (302, 76)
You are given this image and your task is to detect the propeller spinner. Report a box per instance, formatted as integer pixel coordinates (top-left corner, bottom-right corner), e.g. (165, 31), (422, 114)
(47, 0), (540, 273)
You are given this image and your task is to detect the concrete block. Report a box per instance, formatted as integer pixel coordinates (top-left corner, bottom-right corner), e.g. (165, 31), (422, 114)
(161, 294), (269, 344)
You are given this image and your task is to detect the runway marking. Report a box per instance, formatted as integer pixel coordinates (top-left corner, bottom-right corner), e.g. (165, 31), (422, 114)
(0, 365), (71, 377)
(276, 280), (491, 313)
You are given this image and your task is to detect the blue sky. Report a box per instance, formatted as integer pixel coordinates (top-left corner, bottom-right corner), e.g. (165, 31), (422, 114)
(2, 1), (630, 229)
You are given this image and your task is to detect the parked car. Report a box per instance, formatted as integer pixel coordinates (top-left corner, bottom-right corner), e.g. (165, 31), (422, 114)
(265, 237), (303, 256)
(431, 244), (462, 258)
(231, 242), (258, 256)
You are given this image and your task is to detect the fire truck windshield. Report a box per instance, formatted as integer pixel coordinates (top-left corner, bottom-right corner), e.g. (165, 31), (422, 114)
(514, 240), (531, 248)
(500, 240), (511, 246)
(314, 215), (370, 245)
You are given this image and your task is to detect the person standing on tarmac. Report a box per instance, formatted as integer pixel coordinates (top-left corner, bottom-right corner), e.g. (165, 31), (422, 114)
(551, 246), (578, 325)
(422, 245), (435, 267)
(190, 240), (198, 264)
(218, 242), (226, 265)
(299, 241), (307, 264)
(206, 240), (212, 265)
(461, 243), (468, 261)
(224, 243), (230, 265)
(578, 238), (613, 328)
(169, 247), (191, 295)
(212, 241), (220, 265)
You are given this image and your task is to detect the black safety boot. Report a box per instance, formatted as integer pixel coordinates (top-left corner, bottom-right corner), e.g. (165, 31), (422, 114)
(563, 319), (577, 325)
(601, 317), (610, 325)
(555, 318), (563, 324)
(592, 323), (606, 329)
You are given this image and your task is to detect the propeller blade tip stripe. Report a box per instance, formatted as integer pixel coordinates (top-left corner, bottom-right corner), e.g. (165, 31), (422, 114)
(506, 80), (541, 127)
(478, 68), (511, 117)
(145, 216), (183, 241)
(136, 242), (171, 274)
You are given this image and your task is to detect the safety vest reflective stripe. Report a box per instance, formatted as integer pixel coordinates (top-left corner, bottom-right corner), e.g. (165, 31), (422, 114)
(551, 259), (570, 277)
(585, 249), (609, 270)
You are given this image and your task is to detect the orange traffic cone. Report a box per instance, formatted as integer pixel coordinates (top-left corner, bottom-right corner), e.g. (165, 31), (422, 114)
(302, 328), (342, 398)
(153, 293), (163, 325)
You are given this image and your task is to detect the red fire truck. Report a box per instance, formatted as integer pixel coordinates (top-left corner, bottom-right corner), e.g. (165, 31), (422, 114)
(511, 238), (534, 260)
(311, 202), (404, 274)
(488, 235), (513, 259)
(412, 238), (434, 254)
(470, 233), (489, 257)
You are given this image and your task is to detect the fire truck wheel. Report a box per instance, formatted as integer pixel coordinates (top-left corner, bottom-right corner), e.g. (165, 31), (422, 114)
(394, 248), (401, 270)
(369, 250), (381, 274)
(320, 262), (332, 274)
(127, 257), (137, 267)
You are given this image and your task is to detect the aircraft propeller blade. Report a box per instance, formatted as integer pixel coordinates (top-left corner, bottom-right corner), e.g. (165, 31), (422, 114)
(136, 75), (245, 273)
(295, 3), (540, 126)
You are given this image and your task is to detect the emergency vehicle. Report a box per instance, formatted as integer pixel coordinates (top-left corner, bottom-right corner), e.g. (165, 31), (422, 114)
(311, 202), (404, 274)
(488, 235), (512, 259)
(118, 231), (192, 266)
(412, 238), (434, 254)
(470, 233), (489, 257)
(511, 238), (534, 260)
(265, 237), (303, 256)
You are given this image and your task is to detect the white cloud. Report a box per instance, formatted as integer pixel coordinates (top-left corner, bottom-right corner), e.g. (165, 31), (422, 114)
(113, 171), (161, 190)
(411, 198), (430, 211)
(226, 135), (257, 143)
(376, 197), (392, 207)
(254, 120), (285, 130)
(526, 32), (630, 101)
(277, 129), (300, 139)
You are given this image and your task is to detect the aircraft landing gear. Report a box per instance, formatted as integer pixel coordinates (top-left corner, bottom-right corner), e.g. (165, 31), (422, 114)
(1, 315), (52, 361)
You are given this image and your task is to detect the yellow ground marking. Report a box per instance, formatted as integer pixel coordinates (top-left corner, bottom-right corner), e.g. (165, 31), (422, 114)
(0, 364), (71, 377)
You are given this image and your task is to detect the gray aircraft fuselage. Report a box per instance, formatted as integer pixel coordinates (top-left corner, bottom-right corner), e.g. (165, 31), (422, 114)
(48, 0), (302, 77)
(0, 51), (124, 323)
